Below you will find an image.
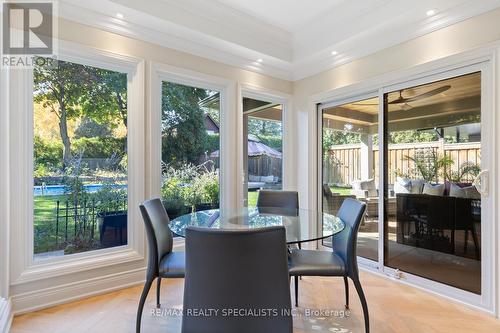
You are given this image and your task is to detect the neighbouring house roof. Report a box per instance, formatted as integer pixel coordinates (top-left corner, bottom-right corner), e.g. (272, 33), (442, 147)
(204, 113), (219, 133)
(210, 135), (281, 159)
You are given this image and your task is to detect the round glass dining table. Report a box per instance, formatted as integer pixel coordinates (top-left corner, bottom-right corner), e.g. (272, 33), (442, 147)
(169, 207), (345, 244)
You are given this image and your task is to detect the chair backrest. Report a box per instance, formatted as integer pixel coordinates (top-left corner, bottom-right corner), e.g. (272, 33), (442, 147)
(139, 198), (173, 277)
(182, 226), (292, 333)
(332, 198), (366, 278)
(256, 190), (299, 216)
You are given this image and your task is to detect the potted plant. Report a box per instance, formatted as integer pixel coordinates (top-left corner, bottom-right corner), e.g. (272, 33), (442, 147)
(193, 170), (219, 211)
(94, 183), (128, 247)
(161, 176), (190, 218)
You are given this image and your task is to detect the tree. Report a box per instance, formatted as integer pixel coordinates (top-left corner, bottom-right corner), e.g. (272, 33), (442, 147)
(248, 118), (282, 137)
(161, 82), (209, 166)
(74, 117), (112, 138)
(34, 58), (128, 168)
(34, 58), (96, 166)
(85, 69), (128, 128)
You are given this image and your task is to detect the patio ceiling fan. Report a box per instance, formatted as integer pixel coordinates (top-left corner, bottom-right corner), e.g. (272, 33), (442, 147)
(353, 85), (451, 110)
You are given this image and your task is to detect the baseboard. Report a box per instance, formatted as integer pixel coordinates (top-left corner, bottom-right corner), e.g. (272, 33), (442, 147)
(0, 298), (13, 333)
(11, 267), (146, 315)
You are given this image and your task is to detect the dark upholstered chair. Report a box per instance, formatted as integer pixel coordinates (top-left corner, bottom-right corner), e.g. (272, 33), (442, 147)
(288, 198), (369, 333)
(256, 190), (299, 216)
(136, 198), (185, 333)
(182, 226), (292, 333)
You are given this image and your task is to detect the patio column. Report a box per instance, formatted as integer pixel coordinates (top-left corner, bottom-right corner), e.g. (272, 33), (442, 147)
(360, 134), (373, 180)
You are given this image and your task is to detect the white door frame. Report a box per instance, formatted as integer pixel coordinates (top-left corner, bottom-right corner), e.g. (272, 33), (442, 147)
(311, 46), (497, 314)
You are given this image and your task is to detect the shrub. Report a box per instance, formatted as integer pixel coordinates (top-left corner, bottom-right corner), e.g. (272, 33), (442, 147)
(72, 137), (126, 159)
(34, 136), (63, 171)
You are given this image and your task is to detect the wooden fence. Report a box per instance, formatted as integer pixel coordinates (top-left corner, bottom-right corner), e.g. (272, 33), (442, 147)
(324, 140), (481, 186)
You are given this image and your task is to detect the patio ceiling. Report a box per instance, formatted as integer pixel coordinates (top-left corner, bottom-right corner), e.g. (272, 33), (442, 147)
(323, 72), (481, 133)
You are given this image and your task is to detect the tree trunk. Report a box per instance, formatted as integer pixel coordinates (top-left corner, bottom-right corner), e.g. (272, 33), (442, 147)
(59, 104), (72, 168)
(116, 92), (127, 128)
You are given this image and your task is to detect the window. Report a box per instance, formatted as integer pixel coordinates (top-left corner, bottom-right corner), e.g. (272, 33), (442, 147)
(33, 57), (128, 259)
(243, 97), (283, 207)
(160, 81), (221, 218)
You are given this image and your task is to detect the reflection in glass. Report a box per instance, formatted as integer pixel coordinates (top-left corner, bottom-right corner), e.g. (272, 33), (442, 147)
(384, 72), (482, 294)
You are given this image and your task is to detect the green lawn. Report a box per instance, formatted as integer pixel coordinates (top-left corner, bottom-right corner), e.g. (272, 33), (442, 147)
(329, 186), (353, 195)
(34, 195), (68, 253)
(248, 191), (258, 207)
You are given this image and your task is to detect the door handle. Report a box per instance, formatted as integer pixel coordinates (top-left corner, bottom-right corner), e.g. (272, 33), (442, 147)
(473, 170), (489, 197)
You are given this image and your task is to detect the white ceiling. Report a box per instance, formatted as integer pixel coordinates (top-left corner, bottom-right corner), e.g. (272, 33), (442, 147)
(215, 0), (346, 33)
(58, 0), (500, 81)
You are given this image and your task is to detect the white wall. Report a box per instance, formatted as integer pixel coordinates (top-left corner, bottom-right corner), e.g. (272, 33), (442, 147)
(292, 7), (500, 317)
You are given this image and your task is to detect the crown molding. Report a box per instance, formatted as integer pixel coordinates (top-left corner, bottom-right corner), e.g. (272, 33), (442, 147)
(58, 0), (294, 80)
(57, 0), (500, 82)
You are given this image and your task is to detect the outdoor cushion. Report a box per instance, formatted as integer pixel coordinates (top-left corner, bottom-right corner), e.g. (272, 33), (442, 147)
(394, 177), (411, 194)
(422, 183), (445, 196)
(249, 175), (261, 182)
(261, 175), (275, 183)
(449, 183), (481, 199)
(410, 179), (425, 194)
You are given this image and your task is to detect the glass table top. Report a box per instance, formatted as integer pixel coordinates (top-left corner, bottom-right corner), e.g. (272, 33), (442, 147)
(170, 207), (345, 244)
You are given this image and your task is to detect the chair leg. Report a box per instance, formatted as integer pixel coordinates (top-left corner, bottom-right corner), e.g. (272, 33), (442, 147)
(294, 275), (299, 307)
(352, 278), (370, 333)
(297, 243), (302, 280)
(471, 227), (480, 260)
(343, 276), (349, 309)
(136, 277), (154, 333)
(156, 277), (162, 308)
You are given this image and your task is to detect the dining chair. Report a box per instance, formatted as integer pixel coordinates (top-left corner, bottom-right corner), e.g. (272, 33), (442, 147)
(288, 198), (369, 333)
(136, 198), (185, 333)
(257, 189), (302, 258)
(182, 226), (292, 333)
(256, 190), (299, 216)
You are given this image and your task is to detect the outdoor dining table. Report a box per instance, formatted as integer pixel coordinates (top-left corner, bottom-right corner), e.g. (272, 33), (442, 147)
(169, 207), (345, 244)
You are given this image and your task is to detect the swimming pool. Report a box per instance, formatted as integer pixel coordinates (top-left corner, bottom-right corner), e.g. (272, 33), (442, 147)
(34, 184), (127, 196)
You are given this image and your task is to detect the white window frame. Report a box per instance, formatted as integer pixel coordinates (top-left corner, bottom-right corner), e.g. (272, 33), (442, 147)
(238, 83), (292, 208)
(1, 68), (11, 300)
(148, 62), (236, 210)
(311, 46), (498, 314)
(9, 40), (146, 285)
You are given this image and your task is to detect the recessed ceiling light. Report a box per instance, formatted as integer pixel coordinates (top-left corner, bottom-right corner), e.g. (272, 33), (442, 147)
(257, 58), (263, 63)
(426, 9), (437, 16)
(331, 51), (338, 56)
(116, 13), (124, 19)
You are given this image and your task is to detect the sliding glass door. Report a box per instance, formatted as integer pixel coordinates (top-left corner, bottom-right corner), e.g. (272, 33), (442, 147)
(319, 65), (492, 305)
(321, 96), (379, 261)
(384, 72), (483, 294)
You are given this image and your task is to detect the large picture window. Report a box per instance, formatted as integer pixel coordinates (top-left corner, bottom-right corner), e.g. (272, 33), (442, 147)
(33, 58), (128, 259)
(160, 81), (221, 218)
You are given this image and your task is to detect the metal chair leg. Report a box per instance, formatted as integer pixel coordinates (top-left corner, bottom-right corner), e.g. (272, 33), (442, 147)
(136, 277), (154, 333)
(352, 278), (370, 333)
(156, 277), (162, 308)
(294, 275), (299, 307)
(343, 276), (349, 309)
